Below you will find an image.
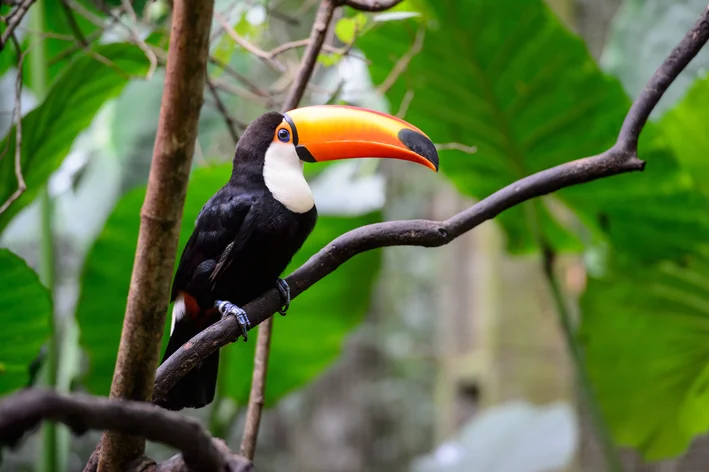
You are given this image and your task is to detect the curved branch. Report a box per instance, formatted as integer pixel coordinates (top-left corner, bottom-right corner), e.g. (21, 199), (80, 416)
(154, 2), (709, 403)
(338, 0), (404, 12)
(0, 389), (251, 472)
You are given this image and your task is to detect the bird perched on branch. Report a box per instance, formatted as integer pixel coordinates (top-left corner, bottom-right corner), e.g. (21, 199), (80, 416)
(158, 105), (439, 411)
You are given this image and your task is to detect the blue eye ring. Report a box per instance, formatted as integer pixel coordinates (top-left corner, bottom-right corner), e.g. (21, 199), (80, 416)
(277, 128), (290, 143)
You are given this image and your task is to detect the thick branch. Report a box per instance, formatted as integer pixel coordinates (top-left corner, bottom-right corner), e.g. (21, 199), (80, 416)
(153, 2), (709, 404)
(0, 0), (35, 50)
(98, 0), (215, 470)
(0, 390), (252, 472)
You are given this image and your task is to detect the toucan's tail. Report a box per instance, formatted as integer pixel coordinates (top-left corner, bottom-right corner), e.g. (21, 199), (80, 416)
(156, 302), (220, 411)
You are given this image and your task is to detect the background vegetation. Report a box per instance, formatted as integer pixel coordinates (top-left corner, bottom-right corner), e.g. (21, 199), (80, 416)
(2, 0), (709, 471)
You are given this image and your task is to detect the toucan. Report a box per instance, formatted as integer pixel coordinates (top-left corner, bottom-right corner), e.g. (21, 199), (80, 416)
(157, 105), (439, 411)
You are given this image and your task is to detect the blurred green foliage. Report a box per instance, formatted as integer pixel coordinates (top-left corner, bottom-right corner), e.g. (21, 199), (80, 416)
(2, 0), (709, 465)
(0, 43), (149, 232)
(356, 0), (709, 460)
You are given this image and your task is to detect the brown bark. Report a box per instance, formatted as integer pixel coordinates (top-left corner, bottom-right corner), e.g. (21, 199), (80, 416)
(96, 0), (215, 470)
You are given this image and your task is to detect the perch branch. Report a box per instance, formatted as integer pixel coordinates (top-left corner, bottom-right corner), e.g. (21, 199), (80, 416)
(97, 0), (215, 470)
(154, 1), (709, 404)
(0, 34), (26, 216)
(0, 389), (252, 472)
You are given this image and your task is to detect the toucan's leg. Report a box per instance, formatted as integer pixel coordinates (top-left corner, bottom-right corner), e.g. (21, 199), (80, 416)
(216, 300), (251, 342)
(276, 278), (290, 316)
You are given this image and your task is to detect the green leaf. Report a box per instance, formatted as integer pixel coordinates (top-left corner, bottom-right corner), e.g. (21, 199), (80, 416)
(357, 0), (709, 260)
(0, 43), (149, 235)
(317, 52), (343, 67)
(335, 13), (368, 44)
(25, 0), (106, 84)
(222, 212), (381, 405)
(77, 163), (381, 400)
(660, 74), (709, 196)
(0, 249), (51, 395)
(581, 250), (709, 459)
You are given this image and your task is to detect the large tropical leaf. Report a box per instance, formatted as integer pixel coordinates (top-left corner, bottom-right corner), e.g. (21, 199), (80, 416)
(77, 164), (381, 403)
(581, 250), (709, 460)
(356, 0), (709, 261)
(602, 0), (709, 116)
(0, 43), (149, 234)
(0, 249), (51, 394)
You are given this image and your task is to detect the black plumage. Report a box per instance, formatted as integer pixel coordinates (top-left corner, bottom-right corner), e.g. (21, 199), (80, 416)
(158, 112), (317, 411)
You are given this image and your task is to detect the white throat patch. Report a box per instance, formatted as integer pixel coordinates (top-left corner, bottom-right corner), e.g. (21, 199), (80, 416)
(263, 142), (314, 213)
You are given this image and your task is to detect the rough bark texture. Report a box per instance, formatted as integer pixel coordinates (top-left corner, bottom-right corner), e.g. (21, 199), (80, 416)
(97, 0), (215, 470)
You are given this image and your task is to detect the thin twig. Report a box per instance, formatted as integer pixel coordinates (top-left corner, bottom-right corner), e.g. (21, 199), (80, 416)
(377, 26), (424, 94)
(395, 89), (414, 118)
(269, 38), (342, 58)
(208, 55), (271, 98)
(540, 245), (621, 472)
(59, 0), (88, 46)
(50, 2), (136, 79)
(153, 1), (709, 404)
(0, 389), (252, 472)
(210, 78), (274, 106)
(84, 0), (158, 79)
(239, 317), (273, 460)
(0, 0), (35, 50)
(434, 142), (477, 154)
(206, 78), (241, 145)
(0, 34), (26, 215)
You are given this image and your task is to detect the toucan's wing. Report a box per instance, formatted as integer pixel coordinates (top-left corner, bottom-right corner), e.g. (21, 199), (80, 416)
(170, 190), (253, 303)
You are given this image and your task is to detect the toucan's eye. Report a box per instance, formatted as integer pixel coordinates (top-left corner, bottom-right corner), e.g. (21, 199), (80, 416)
(277, 128), (290, 143)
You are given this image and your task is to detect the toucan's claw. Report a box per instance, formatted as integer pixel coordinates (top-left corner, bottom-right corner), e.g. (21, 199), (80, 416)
(216, 300), (250, 342)
(276, 278), (290, 316)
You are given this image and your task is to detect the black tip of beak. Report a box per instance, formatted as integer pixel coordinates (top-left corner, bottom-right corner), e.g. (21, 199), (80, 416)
(398, 129), (439, 171)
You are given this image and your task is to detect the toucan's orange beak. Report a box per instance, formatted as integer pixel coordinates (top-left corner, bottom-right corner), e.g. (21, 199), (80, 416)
(282, 105), (439, 172)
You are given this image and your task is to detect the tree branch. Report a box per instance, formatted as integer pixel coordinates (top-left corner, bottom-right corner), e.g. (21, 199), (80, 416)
(0, 389), (251, 472)
(97, 0), (215, 470)
(154, 1), (709, 406)
(282, 0), (339, 111)
(206, 78), (241, 146)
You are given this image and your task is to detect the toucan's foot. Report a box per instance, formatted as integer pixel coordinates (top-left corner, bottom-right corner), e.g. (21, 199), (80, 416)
(216, 300), (251, 342)
(276, 278), (290, 316)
